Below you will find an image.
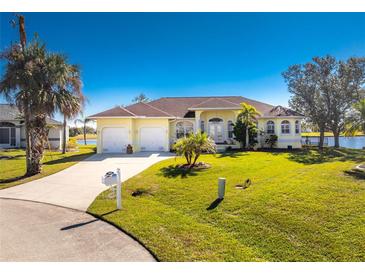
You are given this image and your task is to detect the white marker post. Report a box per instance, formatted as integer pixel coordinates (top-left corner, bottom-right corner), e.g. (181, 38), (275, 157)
(116, 168), (122, 210)
(218, 177), (226, 199)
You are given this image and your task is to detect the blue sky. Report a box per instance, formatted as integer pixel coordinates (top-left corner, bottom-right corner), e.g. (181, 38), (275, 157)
(1, 13), (365, 122)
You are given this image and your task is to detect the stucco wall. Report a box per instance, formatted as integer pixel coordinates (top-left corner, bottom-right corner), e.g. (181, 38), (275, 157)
(198, 110), (239, 142)
(258, 117), (302, 149)
(19, 124), (64, 149)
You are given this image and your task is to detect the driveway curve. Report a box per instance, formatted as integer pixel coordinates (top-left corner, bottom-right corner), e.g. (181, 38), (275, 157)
(0, 152), (173, 261)
(0, 152), (173, 211)
(0, 199), (155, 261)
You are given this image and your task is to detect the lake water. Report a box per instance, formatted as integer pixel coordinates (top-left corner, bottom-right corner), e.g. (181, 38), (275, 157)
(77, 139), (97, 145)
(302, 136), (365, 149)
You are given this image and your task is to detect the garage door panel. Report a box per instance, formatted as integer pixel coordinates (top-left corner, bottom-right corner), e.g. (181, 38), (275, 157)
(140, 127), (165, 151)
(102, 127), (128, 153)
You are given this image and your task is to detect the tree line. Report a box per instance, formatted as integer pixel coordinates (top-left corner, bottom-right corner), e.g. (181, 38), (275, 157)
(282, 56), (365, 148)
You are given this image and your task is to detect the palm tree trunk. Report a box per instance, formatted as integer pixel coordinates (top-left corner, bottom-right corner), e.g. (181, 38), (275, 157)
(24, 106), (32, 175)
(83, 123), (87, 145)
(245, 127), (249, 149)
(62, 115), (67, 154)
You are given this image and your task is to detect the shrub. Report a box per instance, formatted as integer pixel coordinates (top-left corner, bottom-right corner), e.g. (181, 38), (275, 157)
(67, 137), (78, 149)
(173, 132), (216, 167)
(265, 134), (278, 149)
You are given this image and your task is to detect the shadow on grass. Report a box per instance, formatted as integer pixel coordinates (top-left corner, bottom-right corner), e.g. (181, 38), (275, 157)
(206, 198), (223, 210)
(0, 175), (28, 184)
(285, 148), (365, 165)
(216, 151), (248, 158)
(43, 152), (95, 166)
(344, 170), (365, 180)
(159, 165), (204, 178)
(60, 209), (119, 231)
(0, 154), (25, 160)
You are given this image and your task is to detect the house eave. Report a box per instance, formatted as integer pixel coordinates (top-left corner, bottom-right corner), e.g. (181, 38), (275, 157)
(258, 115), (305, 119)
(188, 107), (241, 111)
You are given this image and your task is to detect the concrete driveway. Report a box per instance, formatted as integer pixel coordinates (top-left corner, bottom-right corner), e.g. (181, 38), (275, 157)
(0, 152), (173, 261)
(0, 199), (155, 261)
(0, 152), (173, 211)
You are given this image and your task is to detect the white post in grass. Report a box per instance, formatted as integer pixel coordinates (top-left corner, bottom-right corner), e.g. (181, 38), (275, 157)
(116, 168), (122, 210)
(218, 178), (226, 199)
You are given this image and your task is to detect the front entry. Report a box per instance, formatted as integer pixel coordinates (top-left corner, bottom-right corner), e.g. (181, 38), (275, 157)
(208, 118), (224, 143)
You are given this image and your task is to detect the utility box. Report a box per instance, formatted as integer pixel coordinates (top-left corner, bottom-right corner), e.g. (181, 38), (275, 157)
(218, 177), (226, 199)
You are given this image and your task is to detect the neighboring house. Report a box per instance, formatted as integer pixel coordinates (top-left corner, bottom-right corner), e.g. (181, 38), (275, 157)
(89, 96), (304, 153)
(0, 104), (68, 149)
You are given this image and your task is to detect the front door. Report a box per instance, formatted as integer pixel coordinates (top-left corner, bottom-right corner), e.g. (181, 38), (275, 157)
(208, 118), (224, 143)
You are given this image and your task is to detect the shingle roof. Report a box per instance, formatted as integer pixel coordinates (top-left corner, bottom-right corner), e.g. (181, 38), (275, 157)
(125, 102), (174, 117)
(0, 104), (63, 125)
(189, 98), (241, 109)
(263, 105), (303, 117)
(88, 96), (301, 119)
(88, 106), (136, 118)
(0, 104), (23, 121)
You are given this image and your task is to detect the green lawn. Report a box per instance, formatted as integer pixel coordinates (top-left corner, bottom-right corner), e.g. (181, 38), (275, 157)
(0, 145), (96, 190)
(88, 148), (365, 262)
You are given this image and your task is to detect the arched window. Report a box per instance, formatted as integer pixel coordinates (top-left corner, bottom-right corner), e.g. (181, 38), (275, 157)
(209, 117), (223, 123)
(0, 122), (15, 127)
(295, 120), (300, 134)
(266, 121), (275, 134)
(281, 120), (290, 134)
(227, 120), (234, 138)
(176, 121), (194, 139)
(0, 122), (16, 146)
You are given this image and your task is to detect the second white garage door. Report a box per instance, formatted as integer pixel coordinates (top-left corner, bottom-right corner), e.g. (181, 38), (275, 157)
(102, 127), (129, 153)
(140, 127), (166, 151)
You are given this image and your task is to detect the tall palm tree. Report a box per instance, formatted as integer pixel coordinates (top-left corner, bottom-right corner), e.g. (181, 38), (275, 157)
(75, 117), (92, 145)
(0, 39), (84, 175)
(344, 99), (365, 136)
(237, 103), (261, 148)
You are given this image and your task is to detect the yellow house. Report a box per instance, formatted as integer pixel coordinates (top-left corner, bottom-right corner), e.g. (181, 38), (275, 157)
(88, 96), (304, 153)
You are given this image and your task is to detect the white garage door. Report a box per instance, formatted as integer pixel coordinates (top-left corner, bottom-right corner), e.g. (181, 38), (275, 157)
(102, 127), (128, 153)
(140, 127), (166, 151)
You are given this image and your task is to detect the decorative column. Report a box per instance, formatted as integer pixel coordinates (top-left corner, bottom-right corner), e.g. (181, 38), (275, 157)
(195, 110), (202, 133)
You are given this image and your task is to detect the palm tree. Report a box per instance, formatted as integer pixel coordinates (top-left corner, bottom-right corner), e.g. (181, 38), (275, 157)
(75, 117), (92, 145)
(344, 99), (365, 136)
(237, 103), (261, 148)
(0, 39), (84, 175)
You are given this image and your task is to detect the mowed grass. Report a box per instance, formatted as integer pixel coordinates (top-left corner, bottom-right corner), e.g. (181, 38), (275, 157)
(0, 145), (96, 189)
(88, 148), (365, 262)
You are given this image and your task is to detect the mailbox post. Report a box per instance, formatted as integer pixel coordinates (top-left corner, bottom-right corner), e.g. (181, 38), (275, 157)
(102, 168), (122, 210)
(116, 168), (121, 210)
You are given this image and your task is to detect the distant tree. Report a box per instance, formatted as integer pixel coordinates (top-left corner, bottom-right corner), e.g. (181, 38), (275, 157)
(132, 93), (150, 103)
(344, 99), (365, 136)
(235, 103), (260, 148)
(283, 55), (365, 148)
(233, 119), (258, 149)
(75, 117), (93, 145)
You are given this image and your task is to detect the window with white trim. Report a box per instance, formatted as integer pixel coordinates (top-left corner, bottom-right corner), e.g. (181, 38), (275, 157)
(266, 121), (275, 134)
(176, 121), (194, 139)
(281, 120), (290, 134)
(295, 120), (300, 134)
(227, 120), (234, 138)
